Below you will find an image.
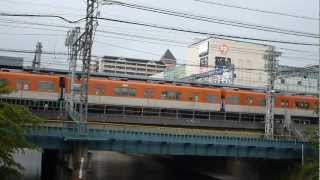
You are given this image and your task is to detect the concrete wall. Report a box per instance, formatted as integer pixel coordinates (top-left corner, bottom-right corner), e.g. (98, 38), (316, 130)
(187, 38), (272, 88)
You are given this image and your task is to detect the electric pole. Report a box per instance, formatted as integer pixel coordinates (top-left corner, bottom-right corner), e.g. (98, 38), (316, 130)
(65, 27), (81, 120)
(32, 42), (42, 72)
(265, 47), (281, 138)
(66, 0), (99, 124)
(65, 1), (99, 179)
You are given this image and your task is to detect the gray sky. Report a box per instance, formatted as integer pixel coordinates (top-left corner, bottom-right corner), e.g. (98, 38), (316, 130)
(0, 0), (318, 68)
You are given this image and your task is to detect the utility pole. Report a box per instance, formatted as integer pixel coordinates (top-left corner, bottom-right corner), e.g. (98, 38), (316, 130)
(66, 0), (99, 124)
(265, 47), (281, 138)
(65, 1), (99, 179)
(65, 27), (81, 120)
(32, 42), (42, 72)
(78, 0), (99, 124)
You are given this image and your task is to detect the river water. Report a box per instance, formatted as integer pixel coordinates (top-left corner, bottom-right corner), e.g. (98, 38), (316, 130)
(15, 150), (295, 180)
(15, 150), (216, 180)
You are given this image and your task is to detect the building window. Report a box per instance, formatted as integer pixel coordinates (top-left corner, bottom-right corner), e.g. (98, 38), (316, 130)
(205, 95), (217, 103)
(38, 81), (55, 92)
(226, 96), (239, 105)
(16, 80), (30, 90)
(161, 91), (181, 100)
(280, 79), (285, 84)
(297, 81), (302, 86)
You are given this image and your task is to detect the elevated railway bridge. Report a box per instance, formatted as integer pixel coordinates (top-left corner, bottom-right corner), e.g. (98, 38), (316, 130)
(0, 96), (317, 180)
(0, 96), (314, 157)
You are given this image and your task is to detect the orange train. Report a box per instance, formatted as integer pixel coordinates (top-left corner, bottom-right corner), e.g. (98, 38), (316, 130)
(0, 70), (318, 119)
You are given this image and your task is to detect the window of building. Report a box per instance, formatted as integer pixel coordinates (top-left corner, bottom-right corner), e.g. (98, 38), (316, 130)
(114, 87), (136, 97)
(38, 81), (55, 91)
(144, 89), (154, 98)
(16, 80), (30, 90)
(226, 96), (239, 105)
(205, 95), (217, 103)
(297, 81), (302, 86)
(161, 91), (181, 100)
(280, 79), (285, 84)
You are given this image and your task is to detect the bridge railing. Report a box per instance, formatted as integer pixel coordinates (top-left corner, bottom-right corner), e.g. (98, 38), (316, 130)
(24, 121), (304, 144)
(1, 97), (316, 134)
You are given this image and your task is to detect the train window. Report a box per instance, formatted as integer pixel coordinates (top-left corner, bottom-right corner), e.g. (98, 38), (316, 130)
(114, 87), (122, 96)
(0, 79), (8, 85)
(113, 87), (136, 97)
(189, 94), (199, 102)
(16, 80), (30, 90)
(226, 96), (239, 105)
(280, 99), (289, 107)
(38, 81), (55, 92)
(206, 95), (217, 103)
(161, 91), (181, 100)
(95, 86), (105, 95)
(295, 101), (310, 109)
(245, 96), (254, 105)
(144, 89), (154, 98)
(259, 98), (266, 106)
(128, 88), (136, 97)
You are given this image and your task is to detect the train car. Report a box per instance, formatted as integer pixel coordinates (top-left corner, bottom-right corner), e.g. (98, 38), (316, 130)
(0, 70), (318, 120)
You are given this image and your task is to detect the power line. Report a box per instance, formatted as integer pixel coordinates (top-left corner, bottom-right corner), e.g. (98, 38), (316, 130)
(193, 0), (319, 21)
(0, 12), (318, 46)
(97, 17), (320, 46)
(104, 1), (319, 38)
(0, 16), (317, 56)
(0, 47), (318, 73)
(0, 12), (85, 24)
(0, 17), (319, 59)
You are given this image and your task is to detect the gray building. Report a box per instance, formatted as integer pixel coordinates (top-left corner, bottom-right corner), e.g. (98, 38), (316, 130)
(0, 56), (23, 69)
(275, 65), (319, 94)
(98, 50), (176, 76)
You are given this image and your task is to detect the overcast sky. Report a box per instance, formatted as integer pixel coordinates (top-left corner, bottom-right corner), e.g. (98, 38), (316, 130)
(0, 0), (318, 68)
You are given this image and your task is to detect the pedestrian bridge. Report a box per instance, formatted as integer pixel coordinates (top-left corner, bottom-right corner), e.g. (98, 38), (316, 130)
(24, 121), (308, 160)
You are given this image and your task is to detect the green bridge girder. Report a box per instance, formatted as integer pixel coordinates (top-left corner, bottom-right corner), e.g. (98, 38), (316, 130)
(24, 123), (310, 160)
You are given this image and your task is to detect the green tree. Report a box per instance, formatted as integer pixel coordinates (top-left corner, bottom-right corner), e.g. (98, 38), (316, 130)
(0, 81), (42, 179)
(282, 127), (319, 180)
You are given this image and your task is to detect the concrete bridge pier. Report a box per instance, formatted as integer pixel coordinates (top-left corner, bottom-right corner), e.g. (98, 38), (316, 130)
(71, 142), (89, 180)
(41, 149), (68, 180)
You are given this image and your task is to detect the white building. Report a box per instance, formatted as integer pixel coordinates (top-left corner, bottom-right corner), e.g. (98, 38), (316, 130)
(185, 37), (276, 88)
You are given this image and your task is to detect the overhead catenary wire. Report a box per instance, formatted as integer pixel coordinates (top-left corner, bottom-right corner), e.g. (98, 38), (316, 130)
(193, 0), (319, 21)
(0, 12), (319, 46)
(103, 1), (319, 38)
(97, 17), (320, 46)
(0, 47), (318, 74)
(0, 18), (318, 58)
(0, 20), (319, 60)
